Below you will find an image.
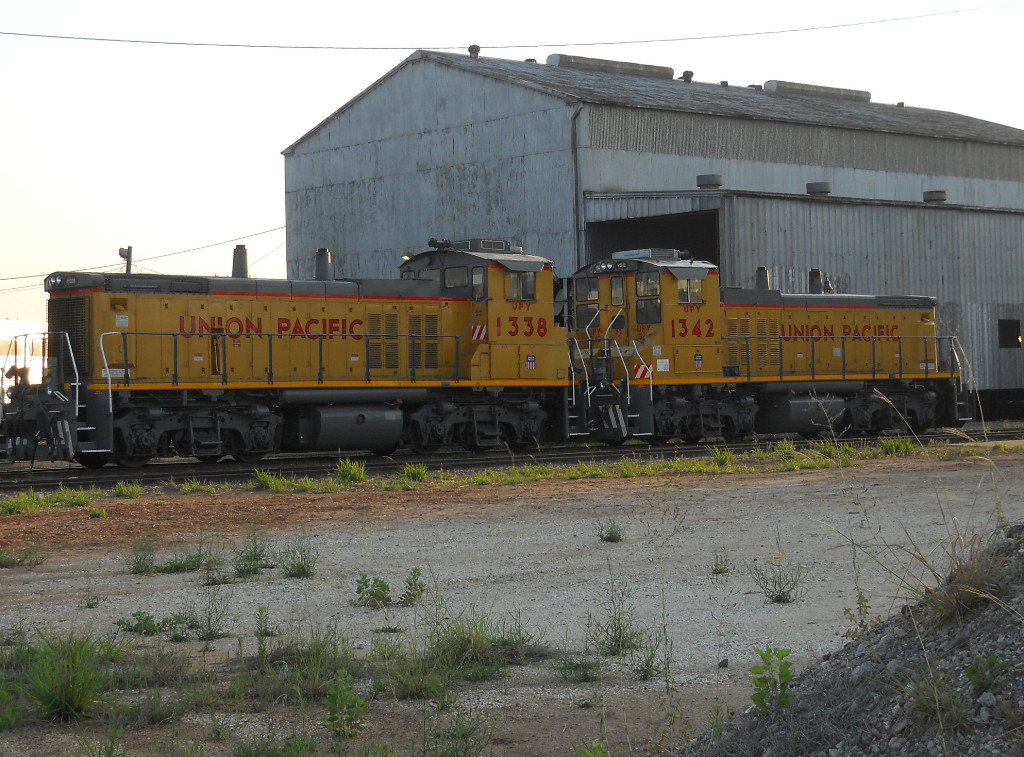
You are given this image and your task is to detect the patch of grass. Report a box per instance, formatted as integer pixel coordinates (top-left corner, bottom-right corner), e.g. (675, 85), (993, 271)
(966, 651), (1006, 692)
(878, 435), (916, 456)
(278, 533), (318, 578)
(127, 537), (157, 574)
(113, 480), (144, 498)
(253, 470), (291, 492)
(749, 530), (809, 604)
(711, 547), (731, 575)
(0, 545), (47, 569)
(335, 457), (367, 484)
(902, 669), (970, 731)
(587, 572), (645, 656)
(233, 529), (276, 578)
(21, 632), (106, 720)
(597, 518), (623, 543)
(181, 478), (216, 494)
(616, 456), (645, 477)
(706, 445), (734, 469)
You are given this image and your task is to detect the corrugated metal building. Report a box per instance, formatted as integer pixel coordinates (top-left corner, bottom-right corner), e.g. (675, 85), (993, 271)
(283, 49), (1024, 398)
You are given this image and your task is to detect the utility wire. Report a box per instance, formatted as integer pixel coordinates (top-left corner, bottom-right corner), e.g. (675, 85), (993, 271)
(0, 3), (1015, 51)
(0, 226), (284, 285)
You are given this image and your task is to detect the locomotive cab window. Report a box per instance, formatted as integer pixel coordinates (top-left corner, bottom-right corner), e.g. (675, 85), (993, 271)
(576, 303), (600, 330)
(610, 276), (624, 307)
(636, 271), (660, 297)
(575, 277), (599, 302)
(677, 278), (703, 304)
(472, 267), (485, 300)
(506, 271), (536, 301)
(416, 269), (440, 282)
(636, 298), (662, 324)
(444, 267), (468, 289)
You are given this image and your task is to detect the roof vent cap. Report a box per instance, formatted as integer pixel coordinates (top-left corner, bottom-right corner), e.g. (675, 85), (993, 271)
(697, 174), (723, 189)
(806, 181), (832, 197)
(546, 54), (673, 79)
(923, 190), (948, 204)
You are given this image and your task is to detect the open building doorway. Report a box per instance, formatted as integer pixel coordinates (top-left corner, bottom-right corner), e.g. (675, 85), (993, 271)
(585, 209), (720, 267)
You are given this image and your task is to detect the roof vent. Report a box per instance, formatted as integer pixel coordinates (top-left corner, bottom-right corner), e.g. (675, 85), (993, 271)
(680, 70), (694, 83)
(546, 54), (674, 79)
(612, 248), (686, 261)
(468, 45), (480, 60)
(697, 174), (723, 189)
(923, 190), (948, 204)
(764, 80), (871, 102)
(807, 182), (832, 197)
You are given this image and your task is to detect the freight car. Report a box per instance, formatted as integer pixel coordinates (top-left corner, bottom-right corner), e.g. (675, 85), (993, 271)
(0, 241), (971, 467)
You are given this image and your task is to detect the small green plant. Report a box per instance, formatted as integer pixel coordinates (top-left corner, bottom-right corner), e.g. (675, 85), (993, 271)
(401, 462), (428, 481)
(335, 457), (367, 484)
(253, 469), (291, 491)
(116, 610), (161, 636)
(965, 651), (1006, 691)
(588, 570), (644, 657)
(127, 537), (157, 574)
(0, 546), (47, 569)
(597, 518), (623, 543)
(278, 533), (318, 578)
(628, 628), (664, 680)
(0, 682), (21, 732)
(903, 669), (970, 731)
(878, 435), (915, 456)
(706, 445), (734, 468)
(22, 632), (106, 720)
(113, 480), (144, 498)
(87, 507), (107, 518)
(356, 574), (392, 608)
(233, 529), (276, 578)
(398, 566), (426, 606)
(255, 605), (276, 639)
(771, 437), (797, 460)
(324, 670), (368, 740)
(749, 529), (809, 604)
(180, 477), (216, 494)
(749, 644), (792, 709)
(711, 547), (731, 575)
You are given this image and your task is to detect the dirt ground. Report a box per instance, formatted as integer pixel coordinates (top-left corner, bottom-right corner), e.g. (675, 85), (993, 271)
(1, 447), (1023, 755)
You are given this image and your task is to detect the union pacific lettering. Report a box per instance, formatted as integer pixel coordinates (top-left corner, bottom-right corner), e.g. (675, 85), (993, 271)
(780, 323), (899, 341)
(178, 316), (363, 340)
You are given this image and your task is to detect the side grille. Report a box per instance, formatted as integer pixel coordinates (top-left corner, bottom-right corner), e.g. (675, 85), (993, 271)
(47, 297), (89, 374)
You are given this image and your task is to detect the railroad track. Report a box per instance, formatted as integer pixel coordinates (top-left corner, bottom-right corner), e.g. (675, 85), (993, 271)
(0, 425), (1019, 495)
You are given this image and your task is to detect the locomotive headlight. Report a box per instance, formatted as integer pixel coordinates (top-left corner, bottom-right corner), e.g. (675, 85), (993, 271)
(46, 274), (63, 289)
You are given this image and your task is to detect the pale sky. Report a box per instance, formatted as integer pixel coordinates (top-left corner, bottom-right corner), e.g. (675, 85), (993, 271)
(2, 0), (1022, 321)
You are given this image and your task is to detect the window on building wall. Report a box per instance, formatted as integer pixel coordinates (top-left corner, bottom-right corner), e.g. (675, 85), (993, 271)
(678, 278), (703, 304)
(507, 271), (536, 301)
(998, 319), (1021, 348)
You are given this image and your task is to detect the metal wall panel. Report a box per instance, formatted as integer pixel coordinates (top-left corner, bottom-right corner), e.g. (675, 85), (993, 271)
(285, 58), (579, 281)
(718, 196), (1024, 390)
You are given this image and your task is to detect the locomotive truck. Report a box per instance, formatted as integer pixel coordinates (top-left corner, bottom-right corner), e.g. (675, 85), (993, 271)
(0, 239), (971, 467)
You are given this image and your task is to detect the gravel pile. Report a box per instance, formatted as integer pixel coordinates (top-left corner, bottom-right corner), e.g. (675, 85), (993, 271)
(677, 527), (1024, 756)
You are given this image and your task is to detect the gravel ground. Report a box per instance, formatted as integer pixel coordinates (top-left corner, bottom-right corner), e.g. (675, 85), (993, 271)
(1, 447), (1022, 755)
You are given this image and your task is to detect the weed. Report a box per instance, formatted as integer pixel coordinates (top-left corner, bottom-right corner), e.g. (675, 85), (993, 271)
(356, 574), (392, 608)
(49, 485), (99, 508)
(127, 537), (157, 574)
(749, 644), (793, 709)
(113, 480), (144, 498)
(628, 628), (665, 680)
(324, 670), (368, 740)
(234, 529), (276, 578)
(87, 507), (107, 518)
(160, 540), (216, 574)
(399, 566), (427, 606)
(557, 647), (605, 682)
(254, 469), (291, 491)
(966, 651), (1006, 691)
(597, 518), (623, 543)
(771, 438), (797, 460)
(336, 457), (367, 484)
(116, 610), (161, 636)
(0, 545), (47, 569)
(706, 445), (734, 468)
(186, 585), (231, 641)
(616, 456), (644, 477)
(181, 477), (217, 494)
(278, 533), (318, 578)
(903, 669), (970, 731)
(255, 606), (277, 639)
(0, 682), (20, 731)
(749, 529), (809, 604)
(711, 547), (731, 575)
(843, 544), (881, 639)
(22, 632), (106, 720)
(402, 462), (428, 481)
(74, 731), (130, 757)
(588, 570), (644, 656)
(878, 435), (915, 456)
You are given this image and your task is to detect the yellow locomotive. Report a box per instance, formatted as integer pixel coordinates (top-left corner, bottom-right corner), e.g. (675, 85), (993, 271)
(567, 248), (970, 443)
(0, 240), (970, 467)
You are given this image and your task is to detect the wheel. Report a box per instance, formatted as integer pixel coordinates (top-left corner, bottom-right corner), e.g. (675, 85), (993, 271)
(74, 452), (111, 469)
(115, 454), (151, 468)
(231, 451), (266, 464)
(194, 454), (224, 464)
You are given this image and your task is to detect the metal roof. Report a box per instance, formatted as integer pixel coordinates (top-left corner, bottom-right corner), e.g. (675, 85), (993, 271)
(391, 50), (1024, 148)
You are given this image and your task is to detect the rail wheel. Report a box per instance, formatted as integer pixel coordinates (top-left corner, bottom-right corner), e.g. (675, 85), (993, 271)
(74, 452), (110, 469)
(116, 454), (152, 468)
(231, 451), (266, 464)
(194, 454), (224, 464)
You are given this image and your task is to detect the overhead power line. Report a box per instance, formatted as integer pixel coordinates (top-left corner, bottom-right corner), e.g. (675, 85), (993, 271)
(0, 3), (1015, 51)
(0, 226), (284, 287)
